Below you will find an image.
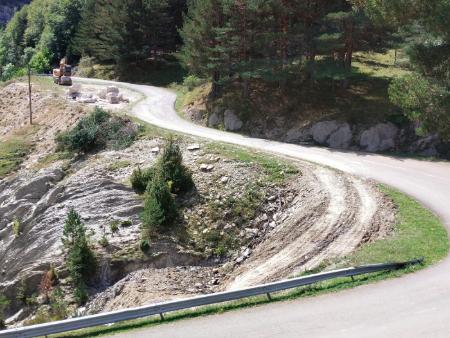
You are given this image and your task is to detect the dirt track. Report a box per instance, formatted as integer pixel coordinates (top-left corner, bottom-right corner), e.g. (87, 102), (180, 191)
(228, 164), (393, 289)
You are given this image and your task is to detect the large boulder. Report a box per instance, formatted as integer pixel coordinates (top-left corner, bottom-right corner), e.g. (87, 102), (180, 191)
(185, 107), (206, 122)
(328, 123), (352, 149)
(360, 123), (398, 152)
(106, 86), (120, 94)
(67, 84), (81, 96)
(106, 92), (119, 104)
(208, 112), (222, 127)
(284, 127), (312, 143)
(224, 110), (243, 131)
(311, 121), (340, 144)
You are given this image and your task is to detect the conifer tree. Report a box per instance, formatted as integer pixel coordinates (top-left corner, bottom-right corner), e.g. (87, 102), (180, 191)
(62, 209), (96, 305)
(141, 169), (178, 234)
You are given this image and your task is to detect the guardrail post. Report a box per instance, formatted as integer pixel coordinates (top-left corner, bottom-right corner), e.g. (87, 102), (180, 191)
(160, 313), (165, 321)
(267, 293), (272, 301)
(351, 276), (355, 282)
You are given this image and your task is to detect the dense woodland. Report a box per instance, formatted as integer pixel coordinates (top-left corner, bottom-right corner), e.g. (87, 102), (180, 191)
(0, 0), (448, 139)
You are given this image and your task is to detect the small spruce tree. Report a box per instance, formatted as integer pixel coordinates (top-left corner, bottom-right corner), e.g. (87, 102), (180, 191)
(158, 138), (194, 194)
(62, 209), (96, 305)
(141, 169), (177, 235)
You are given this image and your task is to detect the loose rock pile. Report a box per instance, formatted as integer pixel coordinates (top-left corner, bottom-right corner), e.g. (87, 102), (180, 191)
(66, 85), (129, 105)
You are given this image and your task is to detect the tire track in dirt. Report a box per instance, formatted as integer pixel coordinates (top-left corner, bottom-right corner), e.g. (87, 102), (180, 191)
(227, 164), (392, 290)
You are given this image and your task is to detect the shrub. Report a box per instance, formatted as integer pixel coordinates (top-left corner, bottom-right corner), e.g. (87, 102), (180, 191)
(0, 294), (9, 330)
(130, 166), (155, 194)
(131, 139), (193, 195)
(139, 239), (150, 252)
(56, 107), (138, 153)
(158, 139), (194, 194)
(110, 220), (119, 234)
(62, 209), (96, 305)
(183, 75), (205, 90)
(141, 169), (178, 235)
(99, 235), (109, 247)
(12, 217), (22, 237)
(26, 288), (68, 325)
(77, 57), (96, 78)
(121, 220), (132, 227)
(389, 73), (450, 138)
(29, 49), (52, 73)
(39, 266), (58, 303)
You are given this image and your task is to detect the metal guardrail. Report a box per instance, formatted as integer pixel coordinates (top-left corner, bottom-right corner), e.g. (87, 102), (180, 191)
(0, 259), (423, 338)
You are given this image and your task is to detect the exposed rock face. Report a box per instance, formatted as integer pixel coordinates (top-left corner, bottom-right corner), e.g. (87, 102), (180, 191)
(208, 112), (222, 127)
(224, 110), (243, 131)
(311, 121), (340, 144)
(328, 123), (353, 149)
(0, 166), (143, 315)
(360, 123), (398, 152)
(311, 121), (352, 149)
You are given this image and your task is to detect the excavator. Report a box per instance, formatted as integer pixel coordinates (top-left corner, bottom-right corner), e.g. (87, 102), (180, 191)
(52, 58), (72, 86)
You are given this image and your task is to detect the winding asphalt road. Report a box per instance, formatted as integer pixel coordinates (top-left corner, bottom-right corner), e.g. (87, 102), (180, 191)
(78, 79), (450, 338)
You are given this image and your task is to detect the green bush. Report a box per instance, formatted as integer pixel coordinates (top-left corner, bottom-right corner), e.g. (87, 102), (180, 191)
(130, 166), (155, 194)
(158, 139), (194, 194)
(56, 107), (138, 153)
(141, 169), (178, 235)
(0, 294), (9, 330)
(0, 63), (26, 82)
(12, 217), (22, 237)
(110, 220), (119, 234)
(29, 49), (52, 73)
(62, 209), (96, 305)
(139, 239), (150, 252)
(183, 75), (205, 90)
(389, 73), (450, 138)
(77, 57), (96, 78)
(130, 139), (193, 194)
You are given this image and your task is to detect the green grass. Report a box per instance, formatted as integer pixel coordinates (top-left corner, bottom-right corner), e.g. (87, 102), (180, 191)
(0, 137), (32, 178)
(353, 50), (411, 80)
(205, 142), (299, 183)
(52, 184), (448, 338)
(342, 185), (448, 266)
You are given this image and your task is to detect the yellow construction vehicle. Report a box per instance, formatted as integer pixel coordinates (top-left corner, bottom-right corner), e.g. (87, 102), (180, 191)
(53, 58), (72, 86)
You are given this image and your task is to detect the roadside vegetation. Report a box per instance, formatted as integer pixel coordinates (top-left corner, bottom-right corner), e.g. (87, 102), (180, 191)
(62, 209), (96, 305)
(56, 107), (139, 153)
(0, 135), (32, 178)
(52, 185), (448, 337)
(130, 138), (194, 248)
(0, 295), (8, 329)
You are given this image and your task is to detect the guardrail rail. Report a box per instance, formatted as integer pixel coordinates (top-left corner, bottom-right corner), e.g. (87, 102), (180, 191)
(0, 259), (423, 338)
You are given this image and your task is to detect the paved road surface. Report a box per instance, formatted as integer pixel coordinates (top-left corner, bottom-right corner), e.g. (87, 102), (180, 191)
(78, 79), (450, 338)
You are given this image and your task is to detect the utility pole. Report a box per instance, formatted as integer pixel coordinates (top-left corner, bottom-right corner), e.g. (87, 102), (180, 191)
(28, 66), (32, 125)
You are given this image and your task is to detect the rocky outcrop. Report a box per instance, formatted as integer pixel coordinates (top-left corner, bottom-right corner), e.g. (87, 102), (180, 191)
(0, 165), (143, 315)
(360, 123), (398, 152)
(328, 123), (353, 149)
(311, 121), (341, 144)
(224, 110), (243, 131)
(310, 121), (353, 149)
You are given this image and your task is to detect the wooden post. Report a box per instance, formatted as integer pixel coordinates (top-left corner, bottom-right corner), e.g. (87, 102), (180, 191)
(28, 66), (32, 125)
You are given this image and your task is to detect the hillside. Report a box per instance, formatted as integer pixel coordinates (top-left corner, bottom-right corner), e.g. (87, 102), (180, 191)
(0, 78), (397, 326)
(0, 0), (29, 26)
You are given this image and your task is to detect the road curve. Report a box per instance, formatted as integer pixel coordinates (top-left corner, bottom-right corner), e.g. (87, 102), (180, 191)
(76, 78), (450, 338)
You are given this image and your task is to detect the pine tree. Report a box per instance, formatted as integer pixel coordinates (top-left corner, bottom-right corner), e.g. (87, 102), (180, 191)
(179, 0), (225, 97)
(141, 169), (178, 234)
(158, 138), (193, 194)
(62, 209), (96, 305)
